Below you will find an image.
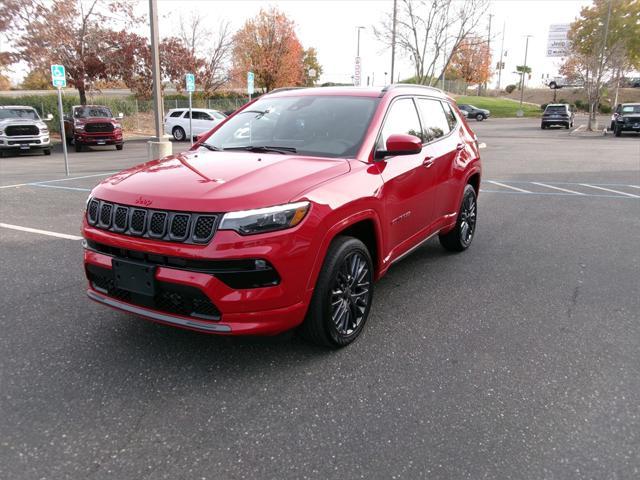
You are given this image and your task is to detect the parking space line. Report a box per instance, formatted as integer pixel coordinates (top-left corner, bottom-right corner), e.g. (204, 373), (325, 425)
(29, 183), (91, 192)
(486, 180), (532, 193)
(0, 172), (115, 189)
(479, 189), (637, 199)
(630, 185), (640, 189)
(579, 184), (640, 198)
(0, 223), (82, 241)
(531, 182), (584, 195)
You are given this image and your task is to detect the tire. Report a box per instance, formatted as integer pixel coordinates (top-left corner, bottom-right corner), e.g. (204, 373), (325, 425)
(565, 123), (570, 129)
(75, 142), (83, 152)
(299, 236), (374, 348)
(172, 126), (186, 141)
(614, 125), (622, 137)
(475, 113), (484, 121)
(43, 149), (51, 155)
(439, 184), (477, 252)
(610, 122), (615, 131)
(541, 123), (546, 129)
(116, 144), (123, 151)
(65, 135), (72, 145)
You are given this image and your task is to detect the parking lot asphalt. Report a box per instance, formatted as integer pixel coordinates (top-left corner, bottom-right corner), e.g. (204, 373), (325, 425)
(1, 122), (639, 479)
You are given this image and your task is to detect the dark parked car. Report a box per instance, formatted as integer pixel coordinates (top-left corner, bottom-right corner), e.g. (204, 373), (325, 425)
(541, 104), (574, 129)
(457, 104), (490, 121)
(611, 103), (640, 137)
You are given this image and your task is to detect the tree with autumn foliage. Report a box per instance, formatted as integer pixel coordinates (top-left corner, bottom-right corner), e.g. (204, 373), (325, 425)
(446, 36), (492, 86)
(2, 0), (138, 104)
(231, 8), (306, 92)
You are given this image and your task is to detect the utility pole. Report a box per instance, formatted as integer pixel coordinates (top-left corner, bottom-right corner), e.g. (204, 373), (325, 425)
(590, 0), (612, 130)
(147, 0), (171, 160)
(485, 13), (493, 94)
(519, 35), (532, 113)
(497, 21), (506, 90)
(390, 0), (397, 84)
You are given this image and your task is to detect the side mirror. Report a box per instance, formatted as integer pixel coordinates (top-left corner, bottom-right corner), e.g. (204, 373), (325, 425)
(375, 133), (422, 159)
(118, 112), (124, 119)
(45, 113), (53, 121)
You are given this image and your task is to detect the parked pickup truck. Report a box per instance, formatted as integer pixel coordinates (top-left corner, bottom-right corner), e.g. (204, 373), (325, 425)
(64, 105), (124, 152)
(0, 105), (52, 157)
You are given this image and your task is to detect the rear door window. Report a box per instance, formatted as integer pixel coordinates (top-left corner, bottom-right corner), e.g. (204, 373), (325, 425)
(170, 111), (184, 118)
(416, 98), (451, 143)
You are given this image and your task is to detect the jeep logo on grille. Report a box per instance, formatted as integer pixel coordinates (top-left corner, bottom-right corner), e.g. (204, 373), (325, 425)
(135, 196), (152, 206)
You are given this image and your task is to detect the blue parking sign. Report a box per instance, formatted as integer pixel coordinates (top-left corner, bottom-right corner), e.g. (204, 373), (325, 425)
(185, 73), (195, 92)
(50, 64), (66, 88)
(247, 72), (254, 95)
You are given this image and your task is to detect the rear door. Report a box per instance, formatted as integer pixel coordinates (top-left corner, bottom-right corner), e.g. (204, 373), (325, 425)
(415, 98), (460, 221)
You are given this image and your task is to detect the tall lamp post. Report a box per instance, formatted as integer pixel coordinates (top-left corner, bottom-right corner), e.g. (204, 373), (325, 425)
(518, 35), (533, 114)
(354, 26), (365, 86)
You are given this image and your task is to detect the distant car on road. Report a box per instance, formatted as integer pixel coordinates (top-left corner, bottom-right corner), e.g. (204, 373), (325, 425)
(611, 103), (640, 137)
(164, 108), (226, 141)
(457, 104), (490, 121)
(545, 77), (584, 89)
(0, 105), (52, 157)
(64, 105), (124, 152)
(541, 104), (574, 129)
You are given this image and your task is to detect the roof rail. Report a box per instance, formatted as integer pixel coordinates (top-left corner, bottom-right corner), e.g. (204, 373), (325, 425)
(379, 83), (443, 96)
(267, 87), (308, 94)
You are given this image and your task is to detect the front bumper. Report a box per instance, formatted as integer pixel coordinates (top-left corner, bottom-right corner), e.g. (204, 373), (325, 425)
(75, 131), (123, 145)
(0, 134), (50, 150)
(83, 223), (318, 336)
(616, 122), (640, 132)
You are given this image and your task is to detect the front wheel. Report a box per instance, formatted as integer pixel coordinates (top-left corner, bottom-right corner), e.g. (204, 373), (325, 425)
(116, 144), (123, 151)
(300, 236), (374, 348)
(476, 113), (485, 121)
(75, 142), (83, 152)
(43, 149), (51, 155)
(439, 184), (477, 252)
(172, 126), (186, 141)
(614, 125), (622, 137)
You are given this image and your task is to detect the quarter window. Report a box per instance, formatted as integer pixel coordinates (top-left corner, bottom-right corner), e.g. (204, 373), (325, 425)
(378, 98), (423, 150)
(170, 110), (184, 118)
(416, 98), (451, 142)
(441, 101), (457, 130)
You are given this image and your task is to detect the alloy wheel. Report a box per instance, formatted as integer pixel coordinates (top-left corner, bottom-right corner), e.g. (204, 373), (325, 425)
(459, 193), (477, 245)
(329, 252), (372, 336)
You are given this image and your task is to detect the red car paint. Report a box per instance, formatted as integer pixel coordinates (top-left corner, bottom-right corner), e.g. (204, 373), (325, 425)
(83, 85), (481, 336)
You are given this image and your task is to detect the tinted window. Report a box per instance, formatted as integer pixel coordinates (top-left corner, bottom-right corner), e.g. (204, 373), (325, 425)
(74, 106), (112, 118)
(545, 105), (568, 114)
(191, 111), (211, 120)
(170, 110), (184, 118)
(621, 105), (640, 114)
(204, 95), (379, 158)
(416, 98), (451, 142)
(378, 98), (422, 149)
(441, 101), (457, 130)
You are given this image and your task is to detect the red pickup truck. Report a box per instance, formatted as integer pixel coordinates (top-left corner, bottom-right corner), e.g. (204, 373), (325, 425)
(64, 105), (124, 152)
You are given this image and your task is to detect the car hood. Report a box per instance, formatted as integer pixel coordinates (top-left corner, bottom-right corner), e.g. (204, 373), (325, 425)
(0, 118), (44, 127)
(91, 149), (350, 212)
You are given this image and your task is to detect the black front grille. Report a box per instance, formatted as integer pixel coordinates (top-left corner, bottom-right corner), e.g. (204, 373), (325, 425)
(86, 264), (221, 321)
(85, 122), (114, 133)
(88, 199), (218, 244)
(6, 125), (39, 136)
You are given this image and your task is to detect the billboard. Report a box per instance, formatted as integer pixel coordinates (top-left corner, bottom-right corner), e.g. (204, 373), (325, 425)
(547, 24), (571, 57)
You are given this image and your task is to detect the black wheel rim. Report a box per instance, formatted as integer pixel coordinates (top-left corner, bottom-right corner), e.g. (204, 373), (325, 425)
(175, 129), (184, 140)
(459, 193), (476, 245)
(330, 252), (371, 336)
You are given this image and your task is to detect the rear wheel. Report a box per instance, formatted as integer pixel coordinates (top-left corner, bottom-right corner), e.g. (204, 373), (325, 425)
(300, 236), (374, 348)
(476, 113), (485, 121)
(172, 126), (186, 141)
(439, 184), (477, 252)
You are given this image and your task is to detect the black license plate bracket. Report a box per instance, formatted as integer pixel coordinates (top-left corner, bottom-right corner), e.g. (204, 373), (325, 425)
(112, 259), (156, 296)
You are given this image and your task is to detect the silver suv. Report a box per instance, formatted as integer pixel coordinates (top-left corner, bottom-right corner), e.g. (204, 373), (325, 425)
(0, 106), (52, 157)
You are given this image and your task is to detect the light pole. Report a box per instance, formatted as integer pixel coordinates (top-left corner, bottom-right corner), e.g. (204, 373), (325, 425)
(390, 0), (397, 83)
(519, 35), (533, 112)
(354, 26), (365, 86)
(356, 26), (365, 57)
(497, 21), (506, 90)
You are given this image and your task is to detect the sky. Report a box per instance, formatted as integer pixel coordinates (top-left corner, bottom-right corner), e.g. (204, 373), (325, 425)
(155, 0), (592, 88)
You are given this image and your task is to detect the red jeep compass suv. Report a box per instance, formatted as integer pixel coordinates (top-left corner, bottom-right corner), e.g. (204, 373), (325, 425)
(83, 85), (481, 347)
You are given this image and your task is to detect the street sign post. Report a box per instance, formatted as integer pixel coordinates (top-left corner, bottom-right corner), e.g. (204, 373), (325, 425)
(546, 24), (571, 57)
(50, 65), (69, 175)
(354, 57), (361, 86)
(247, 72), (254, 101)
(185, 73), (195, 145)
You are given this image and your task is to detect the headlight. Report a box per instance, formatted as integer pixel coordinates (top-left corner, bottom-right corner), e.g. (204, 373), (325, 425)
(75, 124), (84, 131)
(0, 128), (4, 135)
(219, 201), (310, 235)
(113, 123), (122, 129)
(40, 127), (49, 134)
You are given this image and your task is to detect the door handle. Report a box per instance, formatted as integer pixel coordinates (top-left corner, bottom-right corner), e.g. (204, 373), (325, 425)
(422, 156), (435, 168)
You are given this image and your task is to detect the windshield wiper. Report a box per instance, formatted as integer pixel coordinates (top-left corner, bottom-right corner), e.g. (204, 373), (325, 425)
(223, 145), (297, 154)
(200, 143), (222, 151)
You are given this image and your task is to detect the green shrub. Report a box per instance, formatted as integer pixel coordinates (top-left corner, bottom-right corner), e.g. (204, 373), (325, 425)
(505, 84), (516, 94)
(599, 103), (612, 114)
(574, 99), (586, 110)
(541, 103), (548, 111)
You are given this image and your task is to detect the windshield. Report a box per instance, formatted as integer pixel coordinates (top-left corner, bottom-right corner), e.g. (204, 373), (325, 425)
(203, 95), (379, 158)
(0, 108), (40, 120)
(74, 106), (113, 118)
(621, 105), (640, 114)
